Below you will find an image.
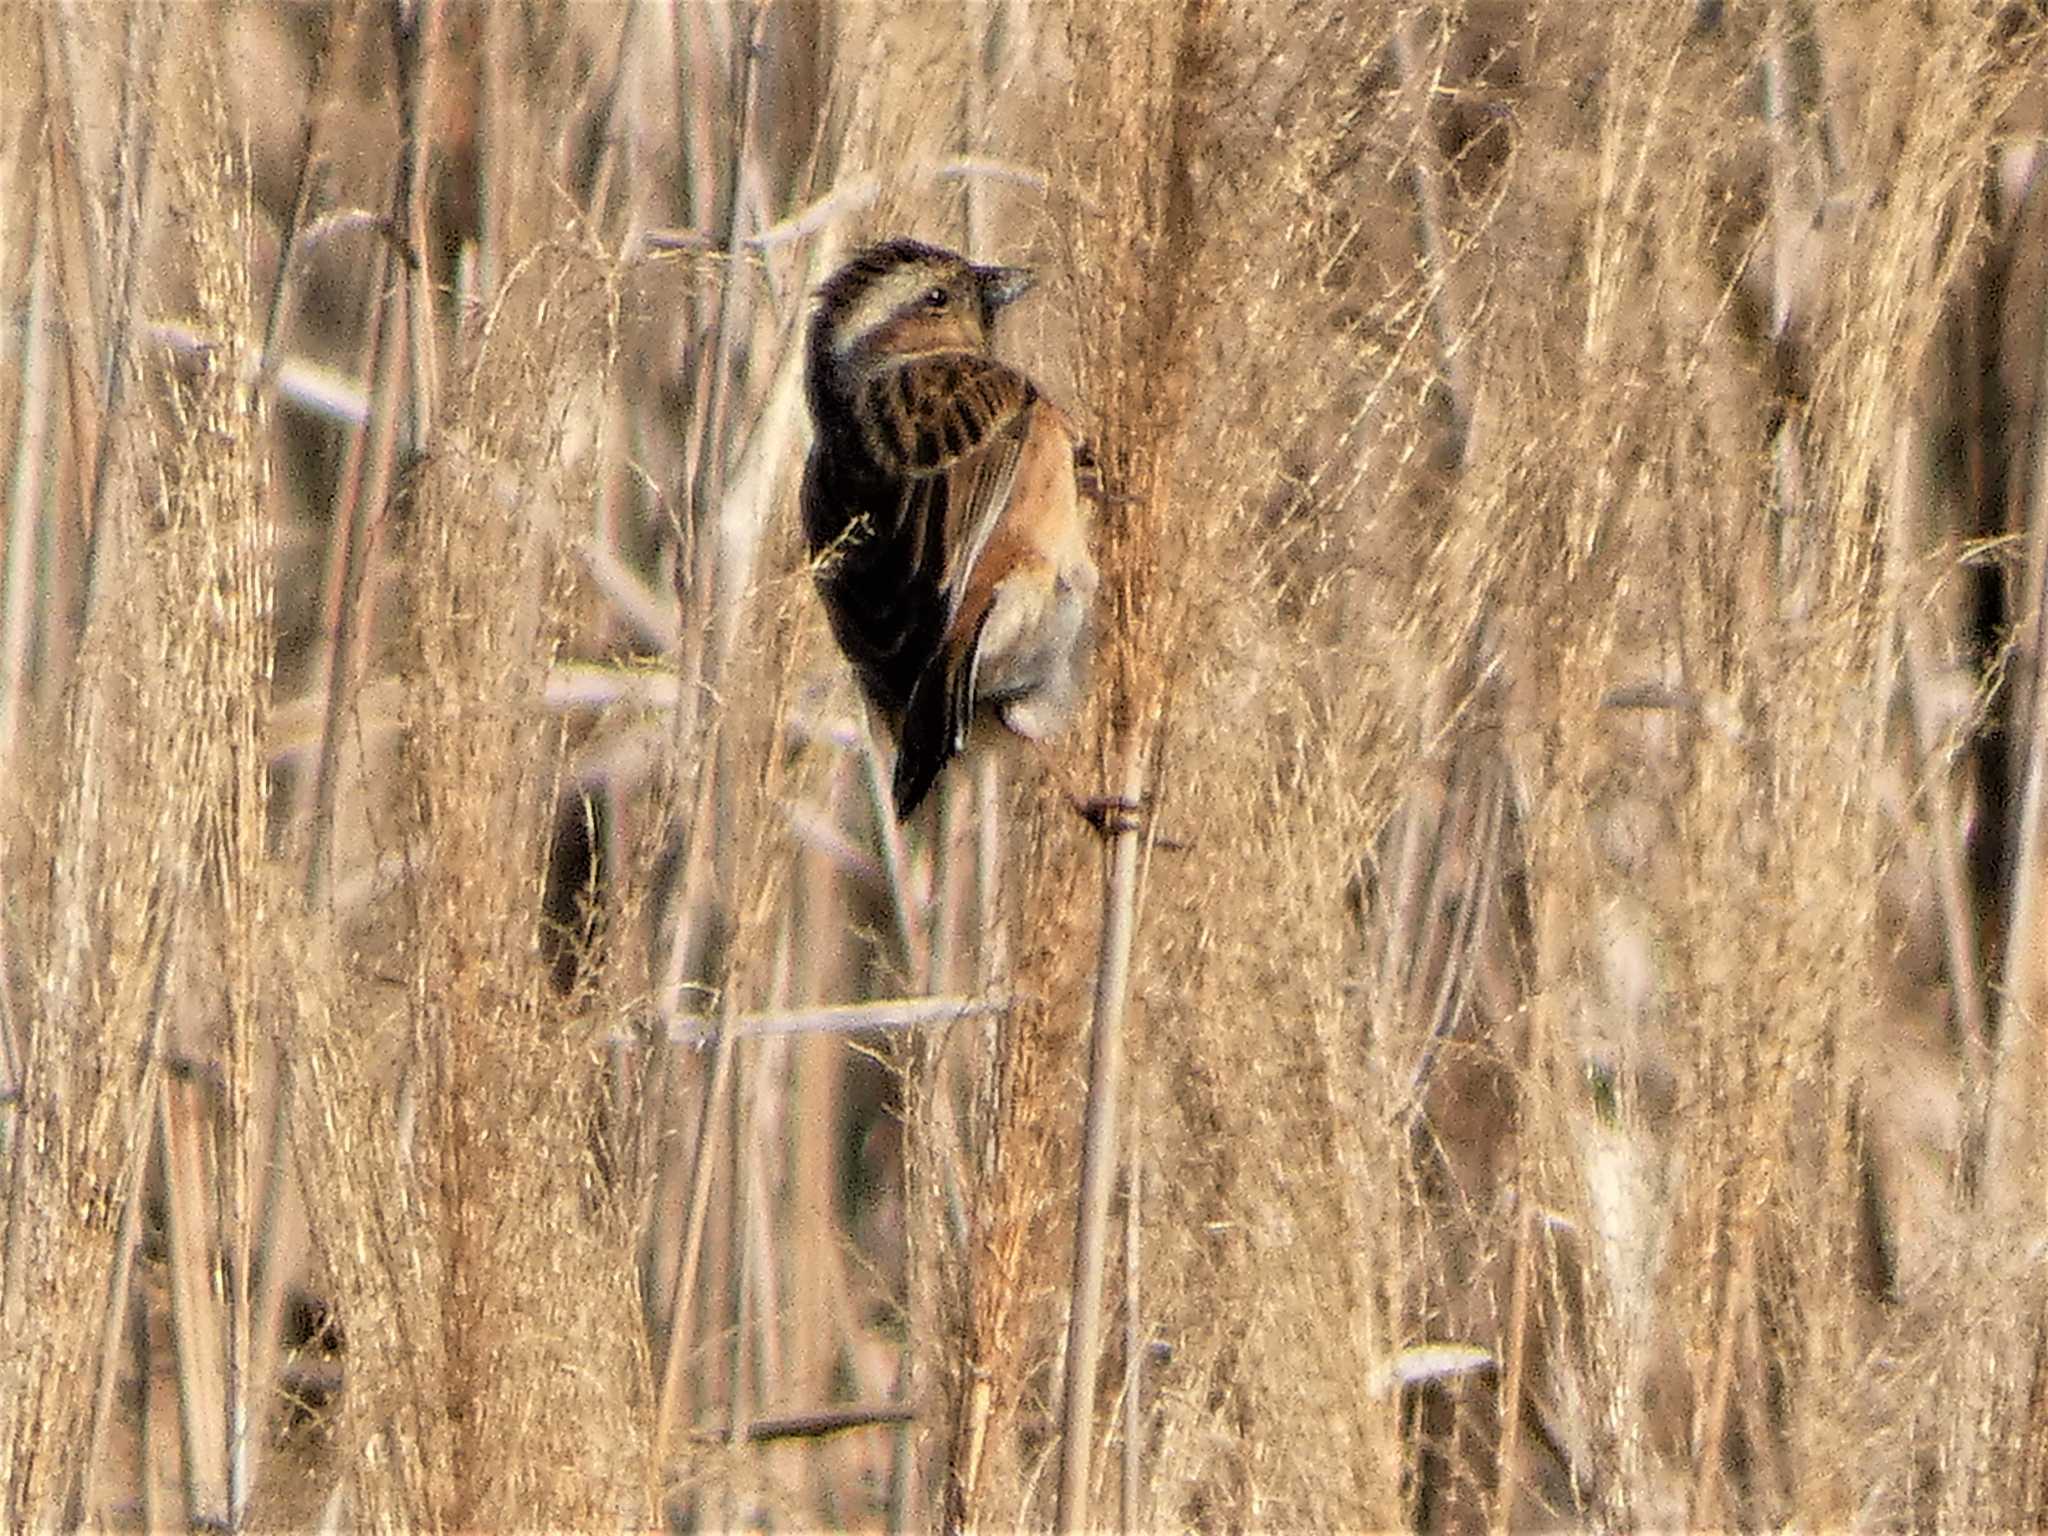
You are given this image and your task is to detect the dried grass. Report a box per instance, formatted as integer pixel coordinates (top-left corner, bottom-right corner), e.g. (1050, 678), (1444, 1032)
(3, 0), (2048, 1531)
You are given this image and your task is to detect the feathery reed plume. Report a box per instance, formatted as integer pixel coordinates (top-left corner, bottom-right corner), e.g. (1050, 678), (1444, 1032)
(6, 1), (2048, 1526)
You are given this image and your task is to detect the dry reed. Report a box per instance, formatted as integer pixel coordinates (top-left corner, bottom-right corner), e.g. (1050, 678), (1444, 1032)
(2, 2), (2048, 1532)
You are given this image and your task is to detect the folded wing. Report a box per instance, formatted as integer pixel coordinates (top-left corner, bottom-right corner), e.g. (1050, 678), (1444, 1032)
(801, 354), (1032, 714)
(802, 353), (1091, 818)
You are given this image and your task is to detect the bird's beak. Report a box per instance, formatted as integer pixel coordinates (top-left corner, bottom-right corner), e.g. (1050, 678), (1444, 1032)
(975, 263), (1035, 313)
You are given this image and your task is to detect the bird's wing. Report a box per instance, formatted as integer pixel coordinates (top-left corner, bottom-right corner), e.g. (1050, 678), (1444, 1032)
(856, 353), (1037, 623)
(804, 356), (1033, 733)
(891, 395), (1091, 819)
(856, 352), (1035, 475)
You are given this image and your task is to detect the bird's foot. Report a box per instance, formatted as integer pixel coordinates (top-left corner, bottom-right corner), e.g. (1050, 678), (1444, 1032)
(1071, 793), (1146, 837)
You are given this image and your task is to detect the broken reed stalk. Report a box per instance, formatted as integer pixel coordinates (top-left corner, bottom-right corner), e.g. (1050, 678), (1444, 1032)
(652, 18), (799, 1508)
(662, 992), (1007, 1044)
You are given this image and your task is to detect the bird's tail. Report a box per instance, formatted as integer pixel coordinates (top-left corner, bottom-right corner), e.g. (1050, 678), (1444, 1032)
(892, 609), (989, 819)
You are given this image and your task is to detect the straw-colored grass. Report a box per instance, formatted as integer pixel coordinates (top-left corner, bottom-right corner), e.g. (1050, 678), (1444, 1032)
(3, 1), (2048, 1530)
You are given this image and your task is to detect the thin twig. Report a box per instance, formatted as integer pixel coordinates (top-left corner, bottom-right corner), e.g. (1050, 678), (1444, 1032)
(718, 1403), (917, 1442)
(661, 993), (1010, 1045)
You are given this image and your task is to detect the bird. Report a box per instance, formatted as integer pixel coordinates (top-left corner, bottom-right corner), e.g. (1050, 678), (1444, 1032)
(801, 238), (1098, 820)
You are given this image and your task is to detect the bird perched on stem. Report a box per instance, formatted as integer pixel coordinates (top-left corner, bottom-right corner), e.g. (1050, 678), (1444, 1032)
(801, 238), (1099, 820)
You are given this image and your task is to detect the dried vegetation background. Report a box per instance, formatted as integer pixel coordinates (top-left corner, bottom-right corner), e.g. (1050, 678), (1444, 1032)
(3, 0), (2048, 1530)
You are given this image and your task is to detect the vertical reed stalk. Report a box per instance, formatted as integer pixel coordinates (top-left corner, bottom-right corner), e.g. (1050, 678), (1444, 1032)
(1054, 739), (1147, 1530)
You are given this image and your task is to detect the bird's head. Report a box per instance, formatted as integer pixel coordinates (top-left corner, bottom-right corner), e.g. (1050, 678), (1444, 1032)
(809, 239), (1034, 388)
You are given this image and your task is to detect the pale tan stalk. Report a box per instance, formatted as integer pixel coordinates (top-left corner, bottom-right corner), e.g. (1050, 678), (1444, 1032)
(64, 0), (161, 629)
(161, 1071), (230, 1526)
(1985, 196), (2048, 1220)
(73, 897), (179, 1524)
(666, 994), (1008, 1044)
(1119, 1118), (1141, 1533)
(652, 989), (741, 1486)
(0, 198), (50, 766)
(391, 0), (442, 453)
(1488, 1199), (1536, 1534)
(240, 17), (355, 1485)
(1888, 420), (1994, 1182)
(722, 1022), (754, 1529)
(1377, 10), (1483, 1019)
(1401, 761), (1508, 1125)
(1691, 1215), (1757, 1530)
(300, 237), (405, 899)
(1054, 736), (1148, 1532)
(1390, 10), (1472, 462)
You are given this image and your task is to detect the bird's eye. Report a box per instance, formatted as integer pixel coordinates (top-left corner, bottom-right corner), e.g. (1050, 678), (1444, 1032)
(922, 285), (949, 309)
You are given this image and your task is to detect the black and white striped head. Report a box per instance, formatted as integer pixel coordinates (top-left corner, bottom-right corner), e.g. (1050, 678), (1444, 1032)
(808, 238), (1033, 391)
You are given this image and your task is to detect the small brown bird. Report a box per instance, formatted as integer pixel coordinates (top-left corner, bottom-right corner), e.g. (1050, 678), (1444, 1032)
(802, 238), (1098, 819)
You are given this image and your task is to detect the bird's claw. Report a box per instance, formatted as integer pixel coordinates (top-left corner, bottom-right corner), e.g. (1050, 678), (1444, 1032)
(1072, 793), (1146, 836)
